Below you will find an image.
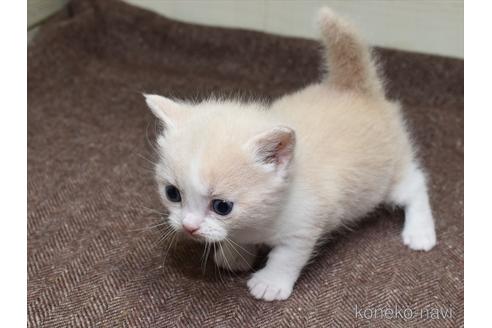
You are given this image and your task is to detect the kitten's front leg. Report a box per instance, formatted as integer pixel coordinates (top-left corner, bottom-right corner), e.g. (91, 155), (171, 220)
(247, 238), (315, 301)
(214, 241), (256, 272)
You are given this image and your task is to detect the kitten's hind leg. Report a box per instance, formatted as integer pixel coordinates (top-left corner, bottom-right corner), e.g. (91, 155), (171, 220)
(390, 161), (437, 251)
(213, 241), (256, 272)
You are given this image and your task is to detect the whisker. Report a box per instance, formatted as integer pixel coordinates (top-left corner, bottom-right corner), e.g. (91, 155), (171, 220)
(213, 243), (226, 285)
(219, 243), (231, 272)
(130, 204), (167, 216)
(204, 241), (211, 273)
(162, 233), (176, 266)
(200, 241), (208, 274)
(172, 232), (179, 253)
(136, 153), (159, 167)
(224, 238), (252, 270)
(219, 243), (240, 279)
(136, 164), (156, 174)
(151, 226), (175, 249)
(130, 220), (169, 232)
(145, 119), (160, 154)
(226, 238), (256, 256)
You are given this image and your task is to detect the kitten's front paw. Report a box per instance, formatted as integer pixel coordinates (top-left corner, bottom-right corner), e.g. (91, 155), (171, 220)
(247, 270), (294, 301)
(402, 222), (437, 251)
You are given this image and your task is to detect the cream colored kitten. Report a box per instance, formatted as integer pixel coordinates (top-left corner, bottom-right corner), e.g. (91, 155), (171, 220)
(145, 8), (436, 301)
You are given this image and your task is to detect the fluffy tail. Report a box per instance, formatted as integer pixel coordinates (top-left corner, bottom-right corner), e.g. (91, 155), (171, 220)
(317, 7), (383, 96)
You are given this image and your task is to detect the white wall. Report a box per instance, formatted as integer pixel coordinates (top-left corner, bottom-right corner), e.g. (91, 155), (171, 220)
(28, 0), (464, 58)
(28, 0), (68, 28)
(125, 0), (463, 58)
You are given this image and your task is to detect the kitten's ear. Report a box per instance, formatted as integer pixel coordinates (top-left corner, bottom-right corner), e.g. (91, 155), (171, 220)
(246, 126), (296, 172)
(144, 94), (184, 128)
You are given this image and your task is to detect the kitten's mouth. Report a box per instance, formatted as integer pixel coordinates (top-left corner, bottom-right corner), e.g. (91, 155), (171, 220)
(182, 229), (204, 241)
(181, 230), (221, 244)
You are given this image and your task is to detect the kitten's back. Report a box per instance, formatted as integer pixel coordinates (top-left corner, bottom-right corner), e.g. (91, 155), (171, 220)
(267, 8), (413, 218)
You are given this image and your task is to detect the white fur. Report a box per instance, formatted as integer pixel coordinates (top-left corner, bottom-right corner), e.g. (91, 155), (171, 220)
(389, 161), (437, 251)
(145, 7), (437, 301)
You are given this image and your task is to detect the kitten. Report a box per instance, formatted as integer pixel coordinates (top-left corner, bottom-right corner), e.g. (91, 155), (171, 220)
(144, 7), (436, 301)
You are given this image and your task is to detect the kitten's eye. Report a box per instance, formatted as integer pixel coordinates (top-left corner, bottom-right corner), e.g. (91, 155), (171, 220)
(211, 199), (233, 216)
(165, 185), (181, 202)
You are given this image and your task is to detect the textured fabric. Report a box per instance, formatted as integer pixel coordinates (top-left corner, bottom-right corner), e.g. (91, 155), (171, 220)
(27, 0), (464, 327)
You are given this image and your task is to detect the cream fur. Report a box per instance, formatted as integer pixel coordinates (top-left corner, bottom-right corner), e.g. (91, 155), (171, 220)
(145, 7), (436, 301)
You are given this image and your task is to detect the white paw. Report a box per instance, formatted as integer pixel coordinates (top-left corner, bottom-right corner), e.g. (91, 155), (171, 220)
(402, 223), (437, 251)
(247, 270), (294, 301)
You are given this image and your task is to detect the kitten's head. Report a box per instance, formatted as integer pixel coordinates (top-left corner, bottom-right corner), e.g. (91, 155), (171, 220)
(145, 94), (296, 243)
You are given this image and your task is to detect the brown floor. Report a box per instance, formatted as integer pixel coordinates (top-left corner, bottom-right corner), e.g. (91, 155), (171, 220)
(28, 0), (463, 327)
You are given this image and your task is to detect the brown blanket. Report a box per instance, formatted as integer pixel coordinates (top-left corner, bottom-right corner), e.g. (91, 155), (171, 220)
(28, 0), (463, 327)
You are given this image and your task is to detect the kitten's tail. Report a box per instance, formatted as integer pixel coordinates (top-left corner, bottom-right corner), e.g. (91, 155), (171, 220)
(317, 7), (384, 96)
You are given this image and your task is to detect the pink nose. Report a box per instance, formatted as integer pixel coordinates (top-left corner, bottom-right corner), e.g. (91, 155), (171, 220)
(183, 223), (199, 234)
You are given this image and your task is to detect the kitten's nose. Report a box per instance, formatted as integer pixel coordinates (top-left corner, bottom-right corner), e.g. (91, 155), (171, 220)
(183, 222), (199, 235)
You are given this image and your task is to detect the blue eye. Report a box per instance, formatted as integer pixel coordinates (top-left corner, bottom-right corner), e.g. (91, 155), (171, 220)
(211, 199), (233, 216)
(165, 185), (181, 202)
